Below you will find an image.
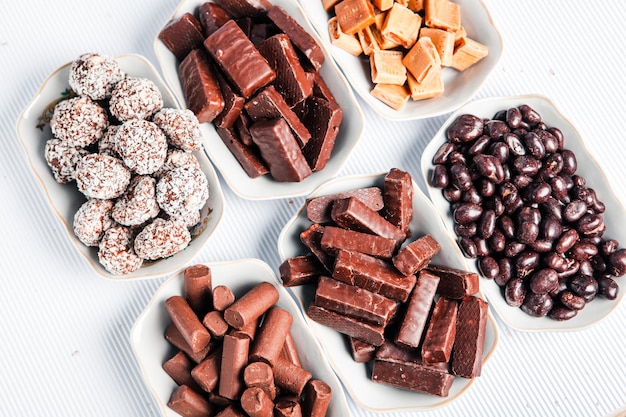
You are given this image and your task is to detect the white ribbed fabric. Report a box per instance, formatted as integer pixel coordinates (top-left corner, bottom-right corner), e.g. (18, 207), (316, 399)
(1, 1), (626, 416)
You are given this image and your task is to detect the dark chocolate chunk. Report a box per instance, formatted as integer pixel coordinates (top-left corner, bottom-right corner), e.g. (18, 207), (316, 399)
(279, 255), (325, 287)
(321, 225), (397, 259)
(384, 168), (414, 238)
(348, 337), (376, 363)
(421, 297), (458, 364)
(159, 12), (205, 60)
(178, 49), (225, 123)
(427, 264), (480, 299)
(392, 234), (441, 276)
(300, 223), (335, 272)
(215, 126), (269, 178)
(212, 0), (272, 18)
(307, 304), (385, 346)
(395, 270), (440, 350)
(452, 296), (488, 378)
(301, 96), (342, 171)
(371, 359), (454, 397)
(214, 72), (245, 129)
(198, 2), (232, 37)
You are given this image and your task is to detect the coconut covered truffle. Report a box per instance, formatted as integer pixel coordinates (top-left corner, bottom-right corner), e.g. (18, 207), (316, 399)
(98, 226), (143, 275)
(109, 76), (163, 121)
(134, 218), (191, 260)
(156, 164), (209, 218)
(115, 119), (168, 175)
(68, 52), (125, 100)
(112, 175), (160, 226)
(98, 124), (120, 157)
(44, 138), (89, 184)
(50, 96), (108, 148)
(73, 198), (116, 246)
(75, 153), (131, 199)
(152, 108), (202, 152)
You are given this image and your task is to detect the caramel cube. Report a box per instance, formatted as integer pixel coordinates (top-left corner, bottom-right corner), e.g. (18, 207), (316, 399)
(357, 25), (381, 56)
(402, 36), (441, 83)
(424, 0), (461, 32)
(420, 27), (455, 66)
(328, 16), (363, 56)
(374, 12), (401, 49)
(371, 83), (411, 110)
(335, 0), (376, 35)
(381, 3), (421, 49)
(407, 70), (444, 100)
(322, 0), (343, 11)
(370, 50), (407, 85)
(407, 0), (425, 12)
(450, 36), (489, 71)
(373, 0), (394, 10)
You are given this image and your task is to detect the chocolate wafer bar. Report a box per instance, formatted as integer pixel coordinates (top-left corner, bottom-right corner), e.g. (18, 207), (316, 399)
(179, 49), (225, 123)
(452, 296), (488, 378)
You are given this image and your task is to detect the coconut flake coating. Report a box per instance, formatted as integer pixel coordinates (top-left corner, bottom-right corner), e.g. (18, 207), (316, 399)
(171, 209), (201, 228)
(68, 53), (125, 100)
(98, 226), (143, 275)
(98, 124), (120, 157)
(73, 198), (116, 246)
(156, 164), (209, 218)
(50, 96), (108, 148)
(109, 76), (163, 121)
(134, 218), (191, 260)
(75, 153), (131, 199)
(115, 119), (168, 175)
(112, 175), (160, 226)
(44, 138), (89, 183)
(152, 108), (202, 152)
(155, 148), (200, 177)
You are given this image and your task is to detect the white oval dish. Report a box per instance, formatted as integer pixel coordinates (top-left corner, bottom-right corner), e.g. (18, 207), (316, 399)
(130, 258), (352, 417)
(296, 0), (503, 121)
(420, 95), (626, 331)
(16, 53), (225, 280)
(154, 0), (364, 200)
(277, 172), (499, 412)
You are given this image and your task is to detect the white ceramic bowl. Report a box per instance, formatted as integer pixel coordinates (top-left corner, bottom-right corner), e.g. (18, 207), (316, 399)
(130, 258), (352, 417)
(296, 0), (503, 121)
(16, 54), (225, 281)
(420, 95), (626, 331)
(154, 0), (364, 200)
(277, 173), (499, 412)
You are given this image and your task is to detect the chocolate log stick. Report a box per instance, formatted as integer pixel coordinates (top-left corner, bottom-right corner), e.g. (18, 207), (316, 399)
(191, 347), (222, 393)
(165, 295), (211, 354)
(219, 334), (251, 400)
(249, 306), (293, 366)
(243, 361), (277, 400)
(240, 386), (275, 417)
(320, 225), (397, 259)
(165, 323), (211, 364)
(167, 385), (214, 417)
(163, 351), (201, 391)
(184, 264), (213, 315)
(421, 297), (458, 364)
(272, 358), (312, 396)
(301, 380), (332, 417)
(224, 281), (279, 330)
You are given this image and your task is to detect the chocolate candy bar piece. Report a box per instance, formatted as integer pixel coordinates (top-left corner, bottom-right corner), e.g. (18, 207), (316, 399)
(279, 255), (325, 287)
(384, 168), (414, 238)
(314, 276), (398, 326)
(250, 22), (279, 46)
(376, 340), (450, 371)
(321, 225), (397, 259)
(331, 196), (406, 247)
(307, 304), (385, 346)
(421, 297), (458, 364)
(245, 86), (311, 147)
(281, 332), (301, 367)
(159, 12), (205, 60)
(163, 351), (201, 390)
(241, 386), (275, 417)
(224, 281), (279, 330)
(215, 127), (269, 179)
(179, 49), (225, 123)
(452, 296), (488, 378)
(274, 399), (302, 417)
(213, 284), (236, 311)
(203, 310), (229, 338)
(301, 380), (332, 417)
(244, 361), (277, 399)
(168, 385), (214, 417)
(348, 336), (377, 363)
(250, 307), (293, 366)
(214, 72), (245, 129)
(301, 96), (342, 171)
(249, 118), (312, 182)
(392, 234), (441, 276)
(198, 2), (232, 37)
(311, 72), (339, 107)
(333, 250), (416, 302)
(212, 0), (272, 18)
(191, 348), (222, 393)
(219, 333), (251, 400)
(257, 34), (313, 107)
(235, 112), (254, 146)
(427, 264), (480, 299)
(165, 323), (211, 364)
(267, 5), (325, 70)
(272, 358), (312, 396)
(371, 359), (454, 397)
(165, 295), (211, 354)
(395, 270), (440, 350)
(306, 187), (384, 223)
(204, 20), (276, 98)
(300, 223), (335, 272)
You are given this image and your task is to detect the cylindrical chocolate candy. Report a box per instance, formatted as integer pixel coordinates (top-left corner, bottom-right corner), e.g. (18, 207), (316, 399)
(224, 282), (279, 330)
(219, 333), (250, 400)
(249, 306), (293, 366)
(165, 295), (211, 354)
(184, 264), (213, 315)
(240, 386), (275, 417)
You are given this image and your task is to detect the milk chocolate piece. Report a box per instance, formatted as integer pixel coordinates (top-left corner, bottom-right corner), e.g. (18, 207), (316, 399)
(198, 2), (232, 36)
(203, 310), (229, 338)
(272, 358), (312, 396)
(216, 404), (246, 417)
(301, 96), (342, 171)
(281, 332), (301, 367)
(166, 295), (211, 354)
(244, 361), (277, 399)
(219, 333), (250, 400)
(348, 337), (376, 363)
(224, 281), (279, 330)
(279, 255), (325, 287)
(249, 118), (312, 182)
(168, 385), (214, 417)
(163, 351), (201, 390)
(306, 187), (384, 224)
(213, 284), (236, 311)
(235, 112), (254, 146)
(229, 316), (260, 341)
(215, 127), (269, 179)
(371, 359), (454, 397)
(274, 399), (302, 417)
(427, 264), (480, 299)
(395, 270), (440, 350)
(159, 12), (205, 60)
(165, 323), (211, 364)
(384, 168), (414, 238)
(258, 34), (313, 107)
(184, 264), (213, 315)
(179, 49), (225, 123)
(307, 304), (385, 346)
(204, 20), (276, 98)
(301, 380), (332, 417)
(321, 225), (397, 258)
(241, 386), (274, 417)
(267, 5), (325, 70)
(245, 86), (311, 147)
(191, 347), (222, 393)
(250, 307), (293, 366)
(452, 296), (488, 378)
(421, 297), (458, 364)
(332, 250), (416, 302)
(213, 0), (272, 18)
(300, 223), (335, 272)
(393, 234), (441, 276)
(376, 340), (450, 371)
(331, 196), (406, 247)
(215, 72), (245, 129)
(314, 276), (398, 326)
(311, 72), (339, 107)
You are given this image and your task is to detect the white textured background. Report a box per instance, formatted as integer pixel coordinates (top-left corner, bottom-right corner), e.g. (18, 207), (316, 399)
(1, 1), (626, 416)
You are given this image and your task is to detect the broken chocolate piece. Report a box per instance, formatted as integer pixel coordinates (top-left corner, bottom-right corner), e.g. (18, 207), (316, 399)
(421, 297), (458, 364)
(159, 12), (205, 60)
(306, 187), (384, 224)
(392, 234), (441, 276)
(214, 72), (245, 129)
(395, 270), (440, 350)
(279, 255), (325, 287)
(427, 264), (480, 299)
(168, 385), (214, 417)
(348, 336), (376, 363)
(300, 223), (335, 272)
(178, 49), (225, 123)
(452, 296), (488, 378)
